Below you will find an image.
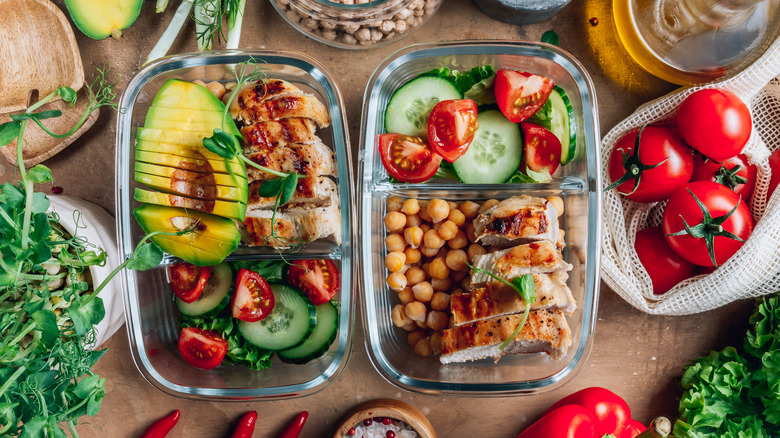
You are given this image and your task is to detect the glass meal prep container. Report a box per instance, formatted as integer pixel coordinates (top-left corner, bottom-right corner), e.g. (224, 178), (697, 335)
(358, 41), (602, 395)
(115, 51), (355, 400)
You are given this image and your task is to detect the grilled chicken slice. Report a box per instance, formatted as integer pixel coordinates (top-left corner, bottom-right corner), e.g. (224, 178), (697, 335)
(241, 201), (341, 247)
(451, 271), (576, 327)
(240, 118), (319, 149)
(470, 241), (572, 288)
(230, 79), (329, 128)
(244, 139), (337, 182)
(474, 196), (559, 247)
(440, 309), (572, 363)
(246, 177), (337, 211)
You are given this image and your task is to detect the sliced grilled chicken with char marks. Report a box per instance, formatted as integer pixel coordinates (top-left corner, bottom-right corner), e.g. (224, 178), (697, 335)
(242, 201), (341, 248)
(230, 79), (329, 128)
(244, 139), (337, 182)
(451, 271), (576, 327)
(440, 309), (572, 363)
(230, 79), (306, 120)
(470, 240), (572, 288)
(474, 195), (559, 248)
(246, 177), (337, 211)
(240, 118), (318, 150)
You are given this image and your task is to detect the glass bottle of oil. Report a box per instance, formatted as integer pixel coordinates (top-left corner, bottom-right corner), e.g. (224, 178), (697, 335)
(613, 0), (780, 85)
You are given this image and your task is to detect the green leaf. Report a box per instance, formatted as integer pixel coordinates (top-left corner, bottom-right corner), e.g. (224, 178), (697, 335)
(0, 121), (21, 146)
(125, 241), (163, 271)
(26, 165), (53, 184)
(529, 98), (554, 129)
(0, 402), (18, 434)
(19, 416), (46, 438)
(279, 173), (299, 206)
(68, 297), (106, 336)
(31, 310), (58, 348)
(231, 259), (285, 282)
(73, 374), (101, 399)
(541, 30), (559, 46)
(57, 87), (77, 105)
(30, 110), (62, 121)
(257, 177), (284, 198)
(203, 129), (239, 158)
(507, 167), (552, 184)
(31, 192), (50, 214)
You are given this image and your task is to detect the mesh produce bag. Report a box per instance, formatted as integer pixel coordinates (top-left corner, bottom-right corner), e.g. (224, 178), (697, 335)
(601, 36), (780, 315)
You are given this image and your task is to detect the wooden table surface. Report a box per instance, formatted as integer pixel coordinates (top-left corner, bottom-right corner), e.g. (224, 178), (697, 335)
(0, 0), (758, 436)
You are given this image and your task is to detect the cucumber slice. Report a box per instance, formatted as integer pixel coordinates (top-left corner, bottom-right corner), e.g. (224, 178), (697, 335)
(238, 284), (316, 351)
(278, 301), (338, 364)
(547, 86), (577, 164)
(384, 76), (461, 137)
(175, 262), (232, 316)
(452, 110), (523, 184)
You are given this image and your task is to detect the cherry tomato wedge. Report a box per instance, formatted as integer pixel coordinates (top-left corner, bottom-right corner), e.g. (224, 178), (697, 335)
(167, 263), (212, 303)
(521, 121), (561, 175)
(427, 99), (479, 163)
(379, 133), (442, 183)
(288, 259), (340, 305)
(691, 153), (756, 202)
(232, 269), (275, 322)
(178, 327), (228, 370)
(494, 69), (554, 123)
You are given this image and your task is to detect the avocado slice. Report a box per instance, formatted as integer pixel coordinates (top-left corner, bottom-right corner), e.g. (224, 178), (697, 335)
(64, 0), (144, 40)
(149, 79), (237, 114)
(134, 188), (246, 221)
(134, 162), (246, 185)
(133, 204), (240, 266)
(135, 172), (247, 202)
(144, 108), (227, 132)
(135, 150), (246, 177)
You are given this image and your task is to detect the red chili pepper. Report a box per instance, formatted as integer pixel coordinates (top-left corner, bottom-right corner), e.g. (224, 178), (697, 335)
(277, 411), (309, 438)
(516, 404), (595, 438)
(231, 411), (258, 438)
(140, 410), (180, 438)
(544, 387), (632, 437)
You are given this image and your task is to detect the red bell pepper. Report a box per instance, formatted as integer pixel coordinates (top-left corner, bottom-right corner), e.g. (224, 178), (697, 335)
(277, 411), (309, 438)
(617, 419), (647, 438)
(140, 410), (180, 438)
(231, 411), (258, 438)
(544, 387), (632, 437)
(516, 404), (596, 438)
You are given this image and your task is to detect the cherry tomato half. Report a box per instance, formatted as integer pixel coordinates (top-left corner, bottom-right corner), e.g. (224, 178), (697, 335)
(662, 181), (753, 267)
(607, 126), (693, 203)
(427, 99), (479, 163)
(232, 269), (275, 322)
(676, 89), (752, 162)
(691, 153), (756, 202)
(288, 259), (340, 305)
(494, 69), (554, 124)
(167, 263), (212, 303)
(178, 327), (228, 370)
(379, 133), (442, 183)
(634, 227), (696, 294)
(521, 121), (561, 175)
(768, 149), (780, 199)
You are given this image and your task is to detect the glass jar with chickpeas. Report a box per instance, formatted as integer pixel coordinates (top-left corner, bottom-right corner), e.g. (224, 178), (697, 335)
(270, 0), (443, 49)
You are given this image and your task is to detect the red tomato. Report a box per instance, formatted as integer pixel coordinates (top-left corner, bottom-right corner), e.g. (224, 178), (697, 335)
(607, 126), (694, 203)
(768, 149), (780, 199)
(516, 404), (595, 438)
(521, 121), (561, 174)
(232, 269), (275, 322)
(634, 227), (696, 294)
(288, 259), (340, 305)
(617, 419), (647, 438)
(167, 263), (212, 303)
(427, 99), (479, 163)
(676, 89), (752, 162)
(544, 387), (631, 438)
(691, 153), (756, 202)
(379, 133), (442, 183)
(178, 327), (227, 370)
(494, 69), (555, 123)
(662, 181), (753, 267)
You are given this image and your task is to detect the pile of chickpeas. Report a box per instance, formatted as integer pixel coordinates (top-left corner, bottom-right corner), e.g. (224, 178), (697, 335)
(384, 196), (502, 357)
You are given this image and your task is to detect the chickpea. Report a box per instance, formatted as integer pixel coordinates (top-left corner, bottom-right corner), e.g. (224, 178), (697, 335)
(418, 203), (432, 222)
(406, 214), (422, 228)
(420, 223), (431, 233)
(385, 233), (406, 252)
(405, 301), (427, 322)
(405, 266), (426, 286)
(451, 270), (467, 283)
(466, 222), (478, 243)
(397, 264), (410, 275)
(447, 201), (458, 211)
(408, 329), (427, 346)
(404, 226), (423, 248)
(431, 276), (451, 292)
(401, 321), (418, 332)
(385, 251), (406, 272)
(416, 320), (428, 329)
(438, 220), (458, 240)
(387, 272), (407, 292)
(428, 257), (450, 280)
(427, 199), (450, 223)
(467, 243), (487, 262)
(459, 200), (481, 220)
(401, 198), (420, 215)
(421, 262), (430, 277)
(191, 79), (207, 87)
(432, 221), (442, 231)
(429, 332), (443, 355)
(412, 281), (434, 302)
(384, 211), (406, 232)
(391, 304), (412, 327)
(430, 292), (450, 311)
(445, 249), (468, 271)
(420, 245), (440, 258)
(398, 287), (415, 305)
(427, 311), (449, 331)
(436, 247), (449, 259)
(448, 209), (466, 227)
(404, 247), (422, 264)
(206, 81), (226, 99)
(547, 196), (564, 217)
(414, 337), (432, 357)
(423, 229), (444, 249)
(479, 198), (499, 214)
(448, 231), (468, 250)
(387, 196), (403, 212)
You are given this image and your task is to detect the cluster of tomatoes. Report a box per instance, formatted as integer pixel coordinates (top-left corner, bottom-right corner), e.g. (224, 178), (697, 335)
(608, 89), (780, 295)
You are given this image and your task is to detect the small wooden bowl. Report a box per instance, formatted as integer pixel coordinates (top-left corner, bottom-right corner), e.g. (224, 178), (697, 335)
(333, 399), (436, 438)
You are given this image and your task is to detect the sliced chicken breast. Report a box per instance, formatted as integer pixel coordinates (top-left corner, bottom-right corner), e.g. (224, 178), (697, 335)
(244, 139), (337, 182)
(470, 240), (572, 288)
(451, 271), (576, 327)
(230, 79), (304, 116)
(240, 118), (319, 149)
(232, 92), (330, 128)
(241, 201), (341, 247)
(474, 195), (559, 247)
(246, 177), (337, 211)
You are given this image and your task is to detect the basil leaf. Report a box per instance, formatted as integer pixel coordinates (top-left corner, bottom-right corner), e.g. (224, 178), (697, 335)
(0, 121), (21, 146)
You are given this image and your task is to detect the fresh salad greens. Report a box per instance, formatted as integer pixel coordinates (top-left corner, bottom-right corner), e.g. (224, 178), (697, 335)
(674, 294), (780, 438)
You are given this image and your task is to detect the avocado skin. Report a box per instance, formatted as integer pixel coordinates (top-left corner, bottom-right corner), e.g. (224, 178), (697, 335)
(64, 0), (144, 40)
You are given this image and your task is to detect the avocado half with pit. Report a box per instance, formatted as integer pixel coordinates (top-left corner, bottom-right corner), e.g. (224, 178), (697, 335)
(64, 0), (144, 40)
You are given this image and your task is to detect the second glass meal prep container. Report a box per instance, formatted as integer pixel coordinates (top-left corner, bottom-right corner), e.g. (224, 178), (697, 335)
(115, 51), (355, 400)
(358, 41), (602, 395)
